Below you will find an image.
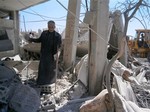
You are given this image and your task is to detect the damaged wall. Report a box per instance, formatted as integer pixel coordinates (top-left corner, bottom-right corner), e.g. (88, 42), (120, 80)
(0, 11), (19, 58)
(0, 18), (15, 58)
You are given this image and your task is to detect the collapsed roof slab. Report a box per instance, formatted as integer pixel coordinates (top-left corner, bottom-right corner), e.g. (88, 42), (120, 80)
(0, 0), (48, 11)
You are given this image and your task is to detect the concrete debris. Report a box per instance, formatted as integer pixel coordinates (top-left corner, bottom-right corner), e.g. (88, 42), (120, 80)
(57, 97), (94, 112)
(114, 89), (150, 112)
(112, 58), (150, 110)
(136, 70), (147, 83)
(0, 61), (21, 104)
(131, 83), (150, 108)
(9, 84), (40, 112)
(0, 60), (40, 112)
(39, 94), (56, 112)
(1, 53), (150, 112)
(80, 88), (150, 112)
(78, 57), (150, 112)
(80, 89), (113, 112)
(74, 54), (88, 87)
(68, 80), (87, 100)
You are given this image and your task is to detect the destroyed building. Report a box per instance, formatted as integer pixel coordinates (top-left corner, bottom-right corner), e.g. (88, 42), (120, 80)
(0, 0), (150, 112)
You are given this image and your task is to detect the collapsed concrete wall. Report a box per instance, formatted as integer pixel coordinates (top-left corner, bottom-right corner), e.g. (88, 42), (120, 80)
(0, 19), (15, 57)
(0, 18), (15, 58)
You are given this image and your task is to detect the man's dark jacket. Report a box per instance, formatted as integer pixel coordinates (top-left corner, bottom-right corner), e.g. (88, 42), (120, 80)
(30, 30), (62, 85)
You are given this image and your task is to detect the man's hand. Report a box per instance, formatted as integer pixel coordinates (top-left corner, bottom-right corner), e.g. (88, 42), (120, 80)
(54, 50), (61, 60)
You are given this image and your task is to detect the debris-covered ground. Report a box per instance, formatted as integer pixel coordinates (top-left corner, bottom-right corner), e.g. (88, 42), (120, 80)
(0, 55), (88, 112)
(1, 54), (150, 112)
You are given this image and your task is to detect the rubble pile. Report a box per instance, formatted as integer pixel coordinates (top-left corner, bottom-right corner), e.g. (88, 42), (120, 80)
(0, 60), (40, 112)
(112, 59), (150, 109)
(1, 53), (150, 112)
(0, 55), (87, 111)
(131, 83), (150, 108)
(78, 57), (150, 112)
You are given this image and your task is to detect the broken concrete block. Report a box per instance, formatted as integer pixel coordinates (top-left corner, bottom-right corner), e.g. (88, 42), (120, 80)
(77, 55), (88, 87)
(74, 54), (88, 87)
(113, 74), (138, 104)
(68, 83), (87, 100)
(9, 84), (40, 112)
(40, 104), (55, 111)
(79, 89), (113, 112)
(0, 86), (9, 104)
(136, 70), (147, 83)
(0, 63), (15, 81)
(114, 90), (150, 112)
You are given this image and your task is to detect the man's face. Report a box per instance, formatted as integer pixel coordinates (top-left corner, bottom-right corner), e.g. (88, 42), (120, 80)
(48, 23), (55, 32)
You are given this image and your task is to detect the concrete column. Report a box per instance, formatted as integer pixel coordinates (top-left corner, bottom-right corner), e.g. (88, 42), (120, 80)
(10, 11), (20, 55)
(63, 0), (81, 68)
(89, 0), (109, 95)
(112, 11), (127, 66)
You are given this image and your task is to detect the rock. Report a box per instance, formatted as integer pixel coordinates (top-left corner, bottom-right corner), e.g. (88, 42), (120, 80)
(80, 89), (113, 112)
(9, 84), (40, 112)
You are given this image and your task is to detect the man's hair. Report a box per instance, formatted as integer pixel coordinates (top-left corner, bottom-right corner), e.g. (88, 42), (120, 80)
(48, 20), (55, 25)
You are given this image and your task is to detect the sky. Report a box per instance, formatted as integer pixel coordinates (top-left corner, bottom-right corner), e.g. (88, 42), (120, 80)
(19, 0), (148, 37)
(20, 0), (68, 33)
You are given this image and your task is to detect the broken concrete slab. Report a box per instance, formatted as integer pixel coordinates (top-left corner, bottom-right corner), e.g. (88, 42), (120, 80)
(57, 97), (93, 112)
(80, 89), (114, 112)
(9, 84), (40, 112)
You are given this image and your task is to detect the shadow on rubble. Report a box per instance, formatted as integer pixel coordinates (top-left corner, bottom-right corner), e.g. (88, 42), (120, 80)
(57, 97), (93, 112)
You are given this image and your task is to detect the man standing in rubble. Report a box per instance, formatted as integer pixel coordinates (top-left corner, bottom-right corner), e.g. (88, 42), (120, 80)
(29, 20), (62, 85)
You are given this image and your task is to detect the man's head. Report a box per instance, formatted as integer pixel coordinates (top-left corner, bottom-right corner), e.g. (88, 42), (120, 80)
(141, 33), (144, 37)
(48, 20), (55, 32)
